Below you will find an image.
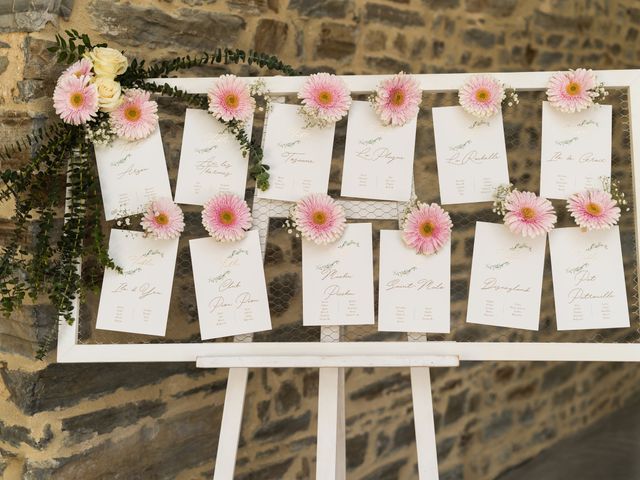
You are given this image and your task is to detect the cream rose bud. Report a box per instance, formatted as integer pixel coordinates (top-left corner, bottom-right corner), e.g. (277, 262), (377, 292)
(94, 77), (122, 112)
(86, 47), (128, 78)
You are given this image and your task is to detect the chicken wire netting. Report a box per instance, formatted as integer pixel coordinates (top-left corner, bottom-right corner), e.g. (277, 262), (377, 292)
(77, 87), (639, 346)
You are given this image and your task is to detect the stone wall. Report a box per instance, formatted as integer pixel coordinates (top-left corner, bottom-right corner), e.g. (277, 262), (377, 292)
(2, 1), (640, 479)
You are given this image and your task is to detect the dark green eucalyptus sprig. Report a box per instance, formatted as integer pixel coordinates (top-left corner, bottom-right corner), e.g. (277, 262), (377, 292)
(47, 29), (107, 64)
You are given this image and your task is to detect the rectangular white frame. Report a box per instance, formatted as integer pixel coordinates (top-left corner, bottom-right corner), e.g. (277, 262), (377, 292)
(57, 69), (640, 366)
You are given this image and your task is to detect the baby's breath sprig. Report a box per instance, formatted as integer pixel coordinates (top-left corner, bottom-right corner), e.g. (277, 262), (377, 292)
(283, 204), (300, 238)
(591, 82), (609, 104)
(601, 176), (630, 212)
(492, 183), (515, 217)
(84, 116), (116, 146)
(504, 88), (519, 108)
(250, 79), (273, 114)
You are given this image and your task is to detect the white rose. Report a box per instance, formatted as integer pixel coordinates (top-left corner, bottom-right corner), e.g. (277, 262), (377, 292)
(94, 76), (122, 112)
(85, 47), (128, 79)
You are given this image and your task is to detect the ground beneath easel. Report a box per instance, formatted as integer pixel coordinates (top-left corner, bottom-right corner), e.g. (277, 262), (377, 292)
(496, 395), (640, 480)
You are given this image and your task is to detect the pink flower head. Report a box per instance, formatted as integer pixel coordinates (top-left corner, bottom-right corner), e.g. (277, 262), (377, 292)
(140, 197), (185, 240)
(53, 74), (99, 125)
(293, 193), (346, 245)
(402, 203), (453, 255)
(458, 75), (505, 118)
(110, 89), (159, 140)
(372, 72), (422, 126)
(207, 74), (255, 123)
(503, 191), (557, 238)
(202, 193), (252, 242)
(546, 69), (597, 113)
(62, 58), (94, 79)
(567, 189), (620, 231)
(298, 73), (352, 127)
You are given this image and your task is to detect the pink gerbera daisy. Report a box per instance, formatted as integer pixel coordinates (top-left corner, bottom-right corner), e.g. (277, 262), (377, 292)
(402, 203), (453, 255)
(503, 191), (557, 238)
(207, 74), (255, 123)
(110, 89), (159, 140)
(372, 72), (422, 126)
(52, 74), (99, 125)
(202, 193), (252, 242)
(298, 73), (352, 127)
(292, 193), (346, 245)
(546, 69), (597, 113)
(458, 75), (505, 118)
(62, 58), (94, 79)
(567, 189), (620, 231)
(140, 197), (185, 240)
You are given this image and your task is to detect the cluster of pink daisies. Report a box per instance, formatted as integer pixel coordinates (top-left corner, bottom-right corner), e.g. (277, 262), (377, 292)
(493, 182), (622, 238)
(53, 49), (159, 143)
(140, 194), (253, 242)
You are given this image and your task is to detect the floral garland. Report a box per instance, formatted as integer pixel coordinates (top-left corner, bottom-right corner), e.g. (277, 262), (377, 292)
(0, 30), (298, 358)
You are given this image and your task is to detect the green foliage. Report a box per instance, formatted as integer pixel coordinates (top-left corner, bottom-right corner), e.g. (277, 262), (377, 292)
(1, 31), (300, 359)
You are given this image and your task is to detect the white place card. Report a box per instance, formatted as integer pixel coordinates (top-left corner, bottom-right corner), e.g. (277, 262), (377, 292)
(540, 101), (612, 199)
(302, 223), (374, 326)
(96, 229), (179, 336)
(341, 101), (417, 201)
(175, 109), (252, 205)
(257, 103), (335, 202)
(432, 106), (509, 205)
(95, 127), (172, 220)
(467, 222), (546, 330)
(378, 230), (450, 333)
(190, 230), (272, 340)
(549, 226), (629, 330)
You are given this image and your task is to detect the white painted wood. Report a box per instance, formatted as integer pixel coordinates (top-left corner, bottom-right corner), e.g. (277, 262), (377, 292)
(212, 366), (249, 480)
(196, 354), (459, 368)
(317, 325), (345, 480)
(409, 333), (439, 480)
(148, 70), (640, 95)
(58, 341), (640, 363)
(411, 367), (439, 480)
(627, 79), (640, 303)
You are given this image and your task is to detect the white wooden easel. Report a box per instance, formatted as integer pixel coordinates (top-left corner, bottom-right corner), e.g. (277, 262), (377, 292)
(56, 70), (640, 479)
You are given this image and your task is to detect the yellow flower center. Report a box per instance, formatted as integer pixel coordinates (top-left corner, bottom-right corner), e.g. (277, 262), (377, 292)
(586, 202), (602, 216)
(317, 90), (333, 106)
(566, 81), (581, 96)
(70, 92), (84, 108)
(225, 93), (239, 108)
(520, 207), (536, 220)
(420, 221), (434, 237)
(475, 88), (490, 103)
(155, 213), (169, 225)
(125, 105), (141, 121)
(312, 211), (327, 225)
(390, 89), (405, 106)
(219, 209), (235, 225)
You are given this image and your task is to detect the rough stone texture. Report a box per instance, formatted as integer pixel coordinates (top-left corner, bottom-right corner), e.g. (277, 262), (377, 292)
(2, 1), (640, 480)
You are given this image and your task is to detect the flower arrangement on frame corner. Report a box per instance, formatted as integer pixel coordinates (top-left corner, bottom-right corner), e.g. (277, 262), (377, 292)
(0, 29), (298, 358)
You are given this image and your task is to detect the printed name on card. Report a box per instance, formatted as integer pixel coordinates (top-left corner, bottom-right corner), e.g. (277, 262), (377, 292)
(95, 127), (172, 220)
(549, 226), (629, 330)
(467, 222), (546, 330)
(302, 223), (374, 326)
(378, 230), (450, 333)
(257, 103), (335, 202)
(175, 109), (252, 205)
(540, 102), (612, 199)
(190, 230), (271, 340)
(432, 106), (510, 205)
(96, 229), (179, 336)
(341, 101), (417, 202)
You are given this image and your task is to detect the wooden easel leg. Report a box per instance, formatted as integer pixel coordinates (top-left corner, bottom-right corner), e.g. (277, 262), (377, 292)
(317, 326), (346, 480)
(409, 332), (439, 479)
(212, 367), (249, 480)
